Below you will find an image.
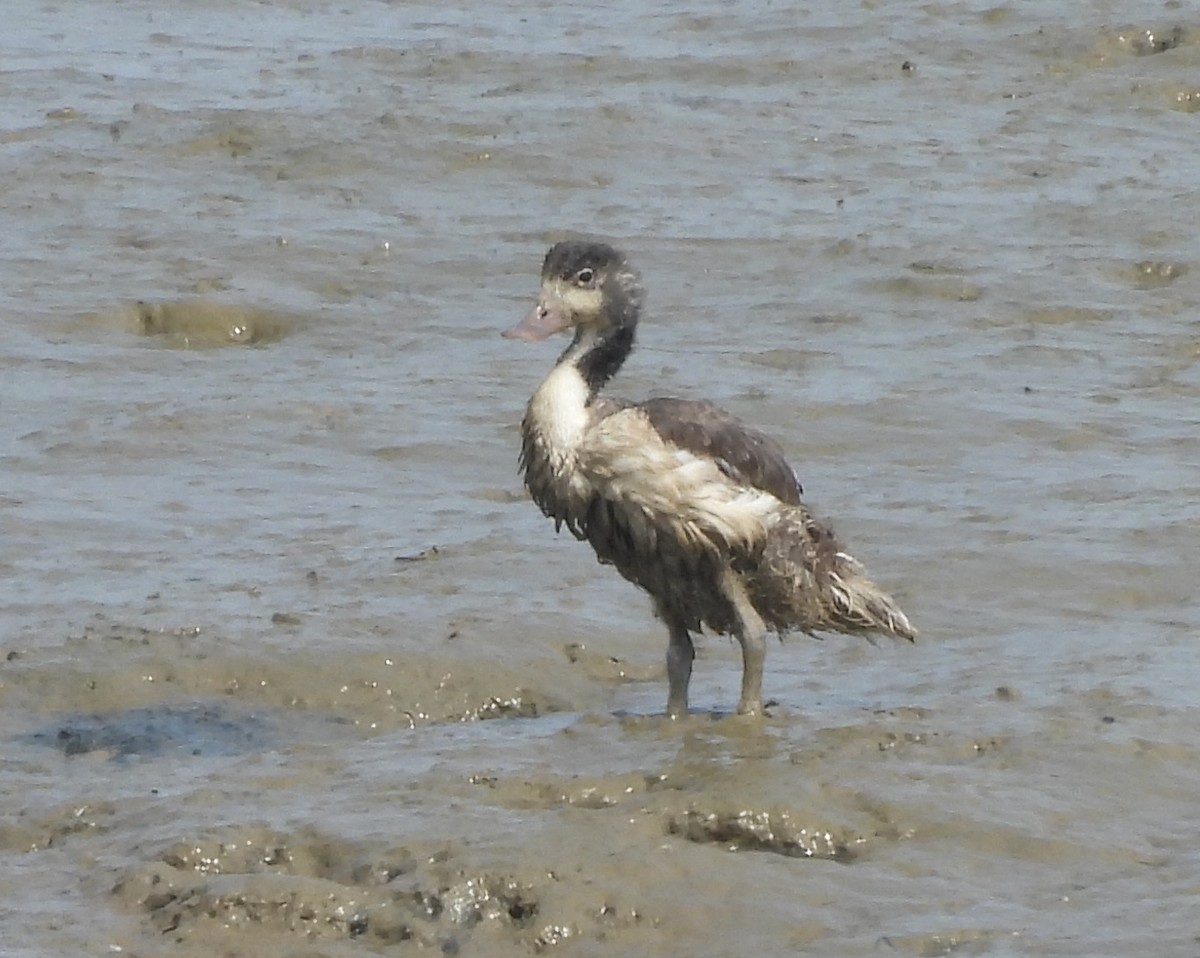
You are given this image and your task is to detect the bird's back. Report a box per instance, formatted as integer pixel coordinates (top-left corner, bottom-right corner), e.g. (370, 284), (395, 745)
(564, 398), (788, 632)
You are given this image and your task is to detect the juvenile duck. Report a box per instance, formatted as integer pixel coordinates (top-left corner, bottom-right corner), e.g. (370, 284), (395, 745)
(505, 240), (915, 717)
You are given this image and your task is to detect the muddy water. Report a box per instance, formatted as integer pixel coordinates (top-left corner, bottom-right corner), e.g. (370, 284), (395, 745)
(2, 0), (1199, 954)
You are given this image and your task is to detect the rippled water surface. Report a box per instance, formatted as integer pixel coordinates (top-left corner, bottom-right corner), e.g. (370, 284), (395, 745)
(2, 1), (1199, 955)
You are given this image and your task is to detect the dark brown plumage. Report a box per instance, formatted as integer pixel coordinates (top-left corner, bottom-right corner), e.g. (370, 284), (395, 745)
(504, 240), (915, 717)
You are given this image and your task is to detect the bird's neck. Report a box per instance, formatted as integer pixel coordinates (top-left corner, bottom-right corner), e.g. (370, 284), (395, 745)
(559, 323), (635, 398)
(525, 324), (635, 462)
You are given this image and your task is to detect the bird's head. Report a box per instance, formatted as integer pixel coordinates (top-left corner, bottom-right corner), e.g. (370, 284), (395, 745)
(504, 241), (644, 342)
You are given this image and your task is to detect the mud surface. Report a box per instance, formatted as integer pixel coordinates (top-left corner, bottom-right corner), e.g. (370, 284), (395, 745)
(2, 0), (1200, 955)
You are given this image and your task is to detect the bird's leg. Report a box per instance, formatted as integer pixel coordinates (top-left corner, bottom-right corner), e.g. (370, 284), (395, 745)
(722, 570), (768, 716)
(664, 615), (694, 719)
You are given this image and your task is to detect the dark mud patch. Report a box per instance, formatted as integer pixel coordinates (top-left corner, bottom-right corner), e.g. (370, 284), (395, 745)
(23, 702), (278, 759)
(90, 299), (297, 347)
(115, 825), (653, 954)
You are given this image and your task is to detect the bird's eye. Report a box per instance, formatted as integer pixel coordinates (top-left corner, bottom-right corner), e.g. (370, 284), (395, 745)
(575, 267), (595, 286)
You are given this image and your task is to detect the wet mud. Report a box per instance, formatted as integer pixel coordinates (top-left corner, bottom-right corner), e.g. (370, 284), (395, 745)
(3, 1), (1200, 956)
(98, 299), (298, 347)
(115, 825), (647, 955)
(7, 617), (1190, 955)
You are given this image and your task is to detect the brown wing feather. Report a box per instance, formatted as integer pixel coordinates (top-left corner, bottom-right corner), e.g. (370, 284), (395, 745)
(638, 397), (802, 505)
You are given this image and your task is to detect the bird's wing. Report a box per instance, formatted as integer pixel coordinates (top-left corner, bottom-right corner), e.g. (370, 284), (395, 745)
(576, 398), (795, 559)
(636, 397), (802, 505)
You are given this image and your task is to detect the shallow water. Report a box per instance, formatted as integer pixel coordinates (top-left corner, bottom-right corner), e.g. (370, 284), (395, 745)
(2, 0), (1199, 955)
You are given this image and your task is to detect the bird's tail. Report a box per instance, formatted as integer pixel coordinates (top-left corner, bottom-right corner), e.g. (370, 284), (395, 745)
(823, 551), (917, 642)
(751, 507), (916, 642)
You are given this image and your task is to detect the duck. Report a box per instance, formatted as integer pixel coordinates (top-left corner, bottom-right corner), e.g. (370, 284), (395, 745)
(504, 240), (915, 718)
